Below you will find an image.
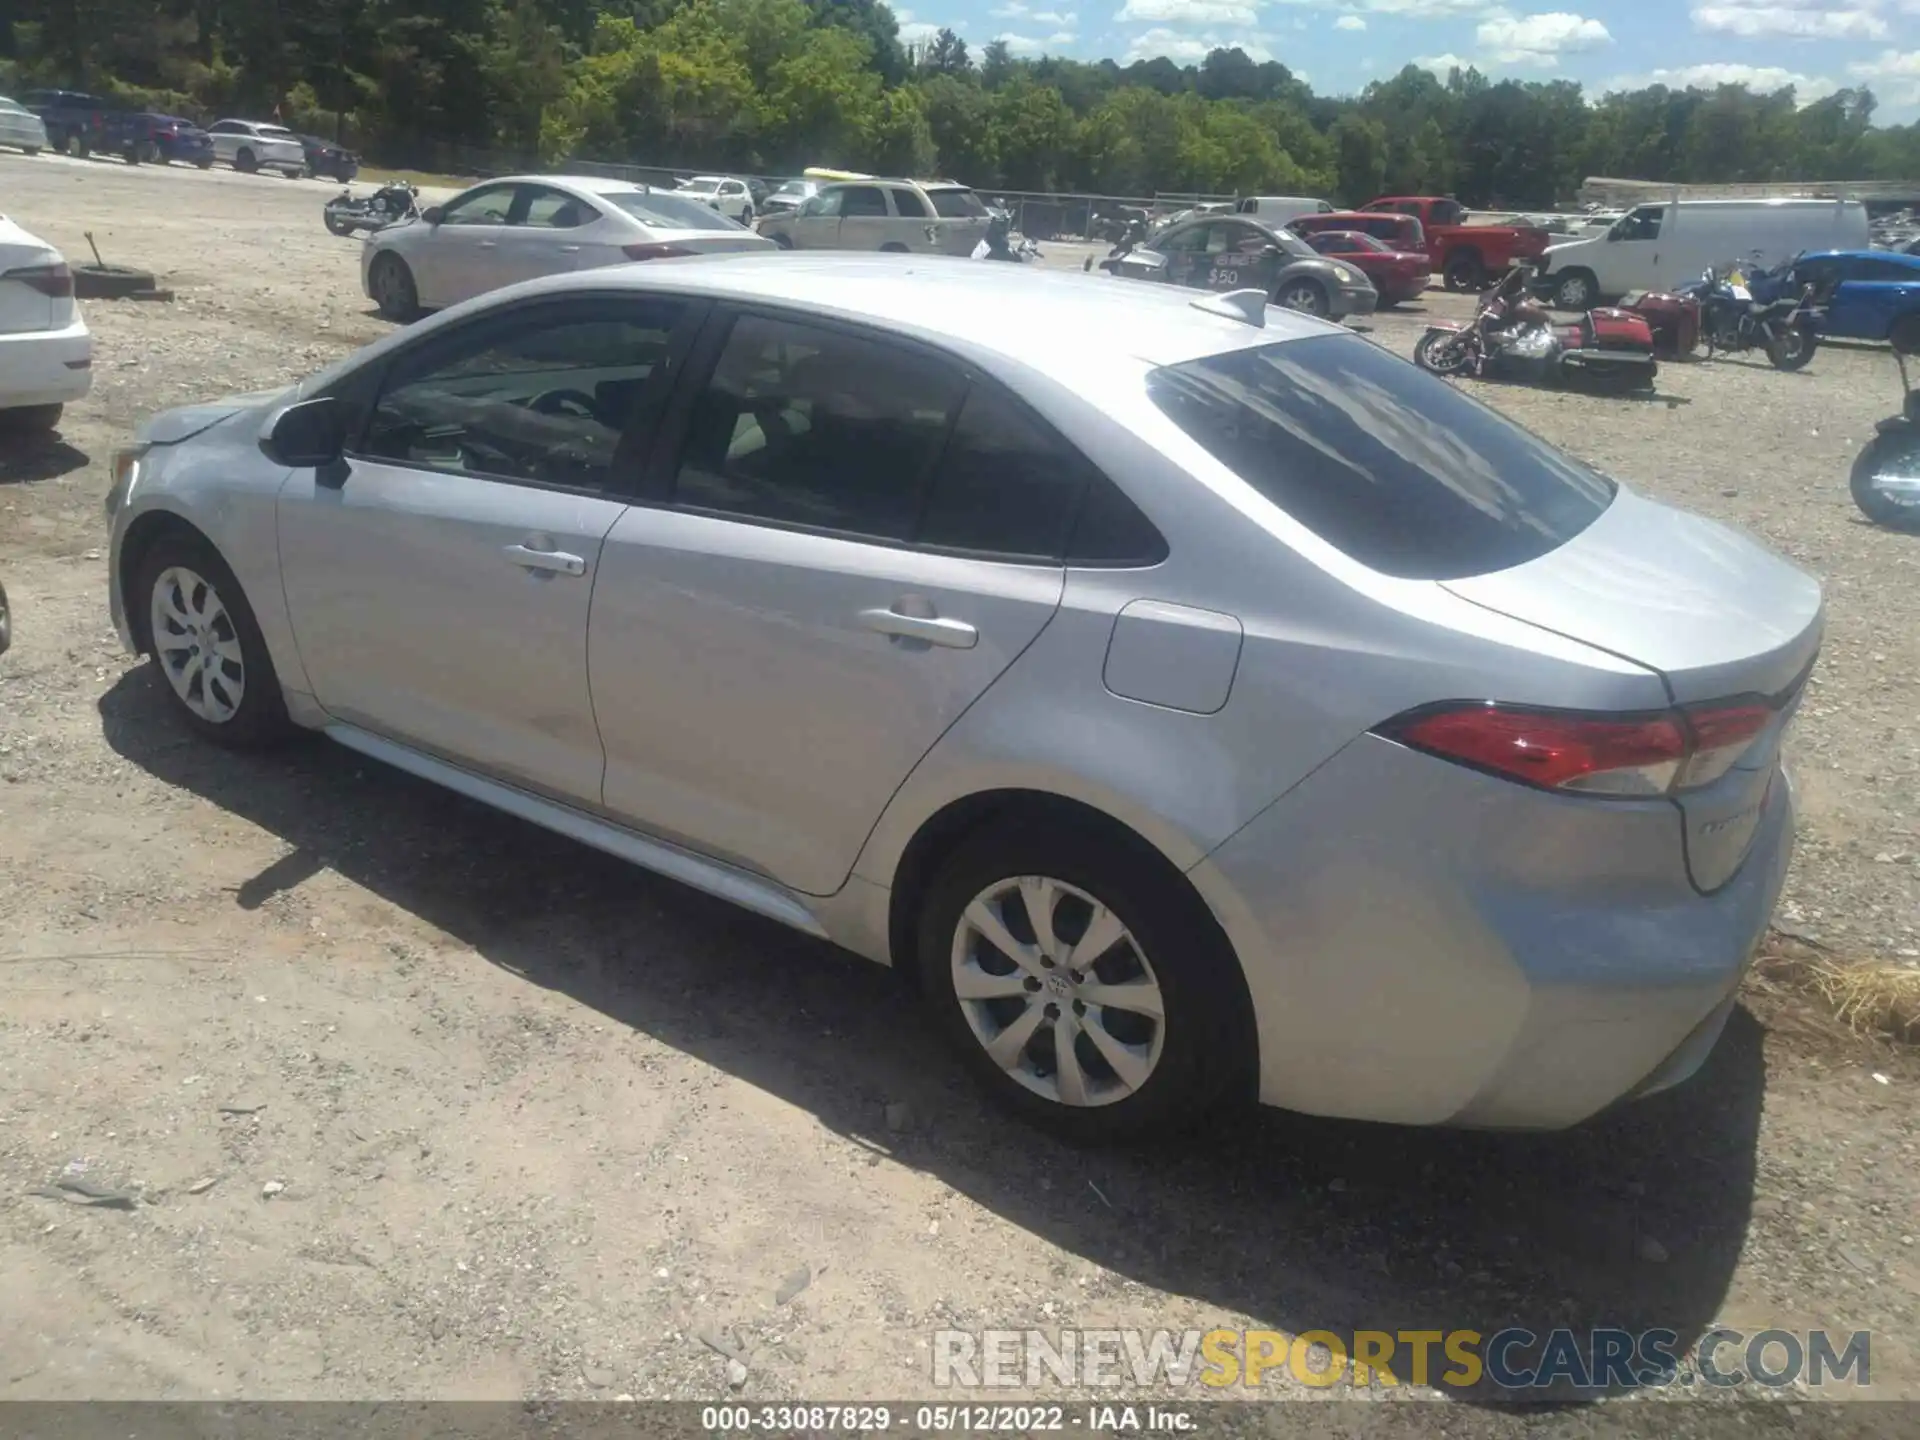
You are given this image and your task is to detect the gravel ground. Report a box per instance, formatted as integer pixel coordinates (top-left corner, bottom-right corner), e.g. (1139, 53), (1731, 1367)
(0, 151), (1917, 1420)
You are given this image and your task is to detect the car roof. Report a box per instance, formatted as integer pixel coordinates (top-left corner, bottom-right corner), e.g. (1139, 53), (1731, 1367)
(449, 253), (1336, 370)
(1806, 249), (1920, 266)
(477, 173), (683, 197)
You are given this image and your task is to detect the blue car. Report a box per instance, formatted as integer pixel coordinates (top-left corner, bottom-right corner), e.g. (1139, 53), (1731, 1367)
(1788, 249), (1920, 351)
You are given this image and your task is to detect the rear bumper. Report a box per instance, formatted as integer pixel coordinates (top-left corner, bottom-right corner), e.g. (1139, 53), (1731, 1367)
(1189, 733), (1792, 1130)
(0, 317), (93, 408)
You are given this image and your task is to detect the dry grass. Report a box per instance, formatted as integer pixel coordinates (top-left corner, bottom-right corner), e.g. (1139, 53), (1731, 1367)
(352, 165), (472, 195)
(1750, 934), (1920, 1047)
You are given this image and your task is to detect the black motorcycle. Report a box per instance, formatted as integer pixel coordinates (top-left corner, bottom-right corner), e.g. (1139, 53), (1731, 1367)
(1686, 261), (1820, 372)
(322, 182), (420, 237)
(1852, 346), (1920, 528)
(1084, 217), (1149, 274)
(971, 213), (1039, 263)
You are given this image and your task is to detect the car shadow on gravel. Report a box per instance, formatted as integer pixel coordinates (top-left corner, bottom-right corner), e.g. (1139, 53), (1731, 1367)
(0, 434), (88, 485)
(99, 669), (1764, 1405)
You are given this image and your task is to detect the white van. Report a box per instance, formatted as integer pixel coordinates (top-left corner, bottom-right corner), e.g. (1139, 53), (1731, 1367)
(1237, 196), (1335, 225)
(1534, 198), (1870, 309)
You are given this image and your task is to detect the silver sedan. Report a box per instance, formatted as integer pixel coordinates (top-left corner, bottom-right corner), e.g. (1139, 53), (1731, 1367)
(104, 255), (1820, 1141)
(0, 96), (48, 155)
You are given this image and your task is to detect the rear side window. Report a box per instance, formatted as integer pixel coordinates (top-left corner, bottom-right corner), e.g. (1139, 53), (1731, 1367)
(1146, 335), (1614, 580)
(918, 386), (1083, 559)
(891, 187), (929, 218)
(928, 188), (989, 218)
(605, 191), (743, 230)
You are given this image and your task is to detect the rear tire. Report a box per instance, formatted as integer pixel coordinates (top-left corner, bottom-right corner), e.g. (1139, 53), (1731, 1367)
(1891, 315), (1920, 357)
(368, 251), (419, 321)
(1443, 251), (1485, 292)
(879, 242), (911, 253)
(194, 157), (213, 169)
(132, 532), (290, 749)
(22, 146), (39, 157)
(915, 817), (1252, 1144)
(1767, 325), (1816, 372)
(323, 209), (355, 237)
(770, 232), (793, 250)
(0, 403), (63, 431)
(1851, 430), (1920, 530)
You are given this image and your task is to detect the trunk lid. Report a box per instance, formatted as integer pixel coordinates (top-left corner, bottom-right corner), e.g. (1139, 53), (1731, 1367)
(675, 233), (776, 256)
(1443, 486), (1822, 891)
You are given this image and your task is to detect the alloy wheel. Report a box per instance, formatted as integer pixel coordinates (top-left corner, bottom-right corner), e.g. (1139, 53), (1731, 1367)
(149, 565), (246, 724)
(1277, 282), (1328, 316)
(950, 875), (1166, 1108)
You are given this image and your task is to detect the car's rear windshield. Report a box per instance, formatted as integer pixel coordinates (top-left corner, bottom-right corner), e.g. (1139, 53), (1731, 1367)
(605, 190), (745, 231)
(1146, 334), (1615, 580)
(927, 187), (988, 218)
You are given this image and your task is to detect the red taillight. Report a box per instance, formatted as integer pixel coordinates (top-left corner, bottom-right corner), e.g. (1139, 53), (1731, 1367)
(1378, 698), (1775, 798)
(621, 243), (694, 261)
(3, 262), (73, 298)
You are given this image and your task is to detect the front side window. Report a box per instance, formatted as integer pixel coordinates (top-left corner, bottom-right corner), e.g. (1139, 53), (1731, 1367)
(673, 315), (962, 541)
(441, 185), (517, 226)
(805, 188), (846, 219)
(1615, 207), (1663, 242)
(1146, 334), (1614, 580)
(361, 303), (687, 491)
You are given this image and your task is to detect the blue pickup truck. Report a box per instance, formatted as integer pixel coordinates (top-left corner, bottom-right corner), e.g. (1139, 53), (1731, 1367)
(19, 88), (112, 155)
(1791, 250), (1920, 352)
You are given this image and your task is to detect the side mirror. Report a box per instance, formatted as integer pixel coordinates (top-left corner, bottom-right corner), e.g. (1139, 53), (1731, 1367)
(421, 205), (443, 225)
(260, 397), (345, 469)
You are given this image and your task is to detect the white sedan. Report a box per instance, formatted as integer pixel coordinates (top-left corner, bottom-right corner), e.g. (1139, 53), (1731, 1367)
(0, 97), (48, 155)
(360, 175), (774, 320)
(0, 215), (91, 429)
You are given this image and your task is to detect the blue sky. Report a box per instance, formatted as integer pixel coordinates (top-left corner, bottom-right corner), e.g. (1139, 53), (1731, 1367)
(893, 0), (1920, 121)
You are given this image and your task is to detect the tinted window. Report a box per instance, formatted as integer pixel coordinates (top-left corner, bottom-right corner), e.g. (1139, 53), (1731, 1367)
(442, 186), (516, 225)
(806, 189), (846, 218)
(918, 386), (1084, 560)
(523, 187), (597, 228)
(1616, 206), (1662, 241)
(891, 187), (929, 218)
(605, 190), (743, 230)
(1070, 478), (1168, 566)
(362, 304), (685, 491)
(842, 186), (888, 218)
(1146, 334), (1614, 580)
(674, 315), (962, 540)
(928, 188), (989, 218)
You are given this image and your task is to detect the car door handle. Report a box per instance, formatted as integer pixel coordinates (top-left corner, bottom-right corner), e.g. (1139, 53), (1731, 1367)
(559, 245), (581, 253)
(478, 240), (497, 249)
(859, 607), (977, 649)
(504, 544), (585, 576)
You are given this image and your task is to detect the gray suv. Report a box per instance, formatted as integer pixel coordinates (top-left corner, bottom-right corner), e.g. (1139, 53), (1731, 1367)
(1109, 214), (1377, 319)
(757, 179), (992, 256)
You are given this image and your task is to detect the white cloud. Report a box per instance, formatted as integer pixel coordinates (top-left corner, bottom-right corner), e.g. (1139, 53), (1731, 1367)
(998, 29), (1078, 53)
(1475, 11), (1611, 65)
(1691, 1), (1888, 38)
(1335, 13), (1368, 26)
(1607, 62), (1840, 103)
(1355, 0), (1502, 16)
(1123, 26), (1275, 60)
(1033, 8), (1077, 20)
(1851, 48), (1920, 112)
(894, 10), (948, 43)
(1116, 0), (1261, 22)
(1416, 52), (1477, 76)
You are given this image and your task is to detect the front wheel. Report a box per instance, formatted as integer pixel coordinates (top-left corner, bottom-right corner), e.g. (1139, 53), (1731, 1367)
(194, 157), (213, 169)
(1552, 269), (1597, 311)
(368, 251), (419, 321)
(916, 819), (1252, 1143)
(234, 147), (257, 173)
(0, 403), (62, 431)
(21, 145), (38, 157)
(1414, 328), (1473, 376)
(1767, 324), (1816, 372)
(1851, 429), (1920, 530)
(1274, 278), (1328, 316)
(133, 533), (290, 748)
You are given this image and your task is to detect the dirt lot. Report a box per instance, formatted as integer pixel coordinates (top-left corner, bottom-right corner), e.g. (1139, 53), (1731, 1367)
(1, 152), (1918, 1417)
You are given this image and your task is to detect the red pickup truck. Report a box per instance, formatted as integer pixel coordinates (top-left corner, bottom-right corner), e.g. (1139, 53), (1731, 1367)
(1361, 196), (1552, 292)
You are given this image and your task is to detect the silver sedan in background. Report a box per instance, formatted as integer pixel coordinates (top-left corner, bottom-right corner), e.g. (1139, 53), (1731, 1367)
(1111, 213), (1377, 319)
(0, 96), (48, 155)
(361, 174), (773, 321)
(105, 256), (1818, 1142)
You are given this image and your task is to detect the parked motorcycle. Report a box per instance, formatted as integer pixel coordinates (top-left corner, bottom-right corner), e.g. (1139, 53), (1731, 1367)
(1851, 346), (1920, 528)
(1414, 265), (1658, 392)
(1085, 216), (1150, 274)
(1684, 261), (1820, 372)
(970, 213), (1039, 262)
(322, 182), (420, 237)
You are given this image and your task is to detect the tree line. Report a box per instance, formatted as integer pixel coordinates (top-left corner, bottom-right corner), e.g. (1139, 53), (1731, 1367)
(5, 0), (1918, 205)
